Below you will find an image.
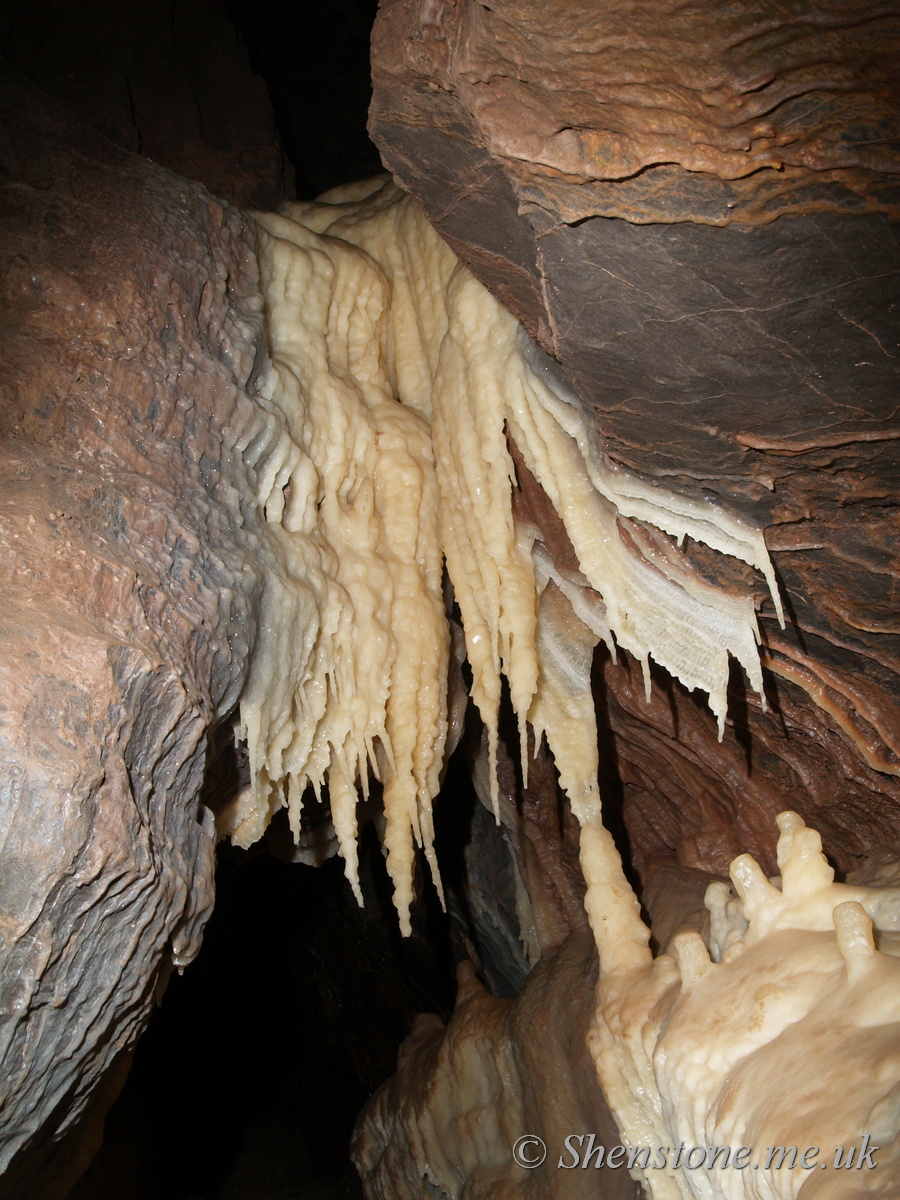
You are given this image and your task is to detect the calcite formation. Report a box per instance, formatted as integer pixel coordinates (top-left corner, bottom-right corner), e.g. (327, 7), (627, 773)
(232, 176), (779, 939)
(586, 811), (900, 1199)
(355, 935), (642, 1200)
(356, 814), (900, 1199)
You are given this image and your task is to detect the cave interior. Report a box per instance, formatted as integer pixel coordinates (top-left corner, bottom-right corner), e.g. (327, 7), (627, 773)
(1, 1), (899, 1199)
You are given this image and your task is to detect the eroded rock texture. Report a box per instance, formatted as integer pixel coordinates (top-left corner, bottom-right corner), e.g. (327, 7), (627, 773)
(370, 0), (900, 883)
(0, 66), (272, 1197)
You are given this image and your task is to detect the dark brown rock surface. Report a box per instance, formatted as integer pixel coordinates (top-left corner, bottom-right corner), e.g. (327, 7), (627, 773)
(0, 65), (273, 1197)
(371, 0), (900, 230)
(370, 0), (900, 883)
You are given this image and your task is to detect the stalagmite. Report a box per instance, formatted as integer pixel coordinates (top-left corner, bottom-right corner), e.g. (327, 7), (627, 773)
(586, 811), (900, 1199)
(219, 178), (900, 1195)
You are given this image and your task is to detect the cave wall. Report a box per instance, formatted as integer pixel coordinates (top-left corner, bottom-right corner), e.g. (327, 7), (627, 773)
(368, 0), (900, 882)
(0, 63), (276, 1197)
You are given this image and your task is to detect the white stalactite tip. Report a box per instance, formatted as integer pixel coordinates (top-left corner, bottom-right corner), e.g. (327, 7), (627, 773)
(226, 178), (783, 940)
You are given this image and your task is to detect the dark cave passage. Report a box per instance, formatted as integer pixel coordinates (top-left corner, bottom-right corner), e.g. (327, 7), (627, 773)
(66, 729), (527, 1200)
(68, 833), (454, 1200)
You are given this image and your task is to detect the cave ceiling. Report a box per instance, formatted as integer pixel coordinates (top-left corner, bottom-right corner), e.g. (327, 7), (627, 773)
(369, 0), (900, 879)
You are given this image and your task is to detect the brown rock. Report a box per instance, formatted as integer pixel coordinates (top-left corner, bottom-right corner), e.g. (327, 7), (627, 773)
(0, 63), (273, 1196)
(371, 0), (900, 229)
(370, 0), (900, 887)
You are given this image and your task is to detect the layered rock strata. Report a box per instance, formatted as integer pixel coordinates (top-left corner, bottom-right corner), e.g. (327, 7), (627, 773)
(369, 0), (900, 888)
(0, 66), (271, 1197)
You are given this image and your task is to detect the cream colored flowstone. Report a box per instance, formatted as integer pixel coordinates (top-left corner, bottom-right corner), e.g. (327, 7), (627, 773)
(588, 811), (900, 1200)
(222, 177), (777, 934)
(221, 179), (900, 1197)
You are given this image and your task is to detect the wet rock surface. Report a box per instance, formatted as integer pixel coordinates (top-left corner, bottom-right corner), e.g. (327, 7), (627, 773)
(370, 0), (900, 884)
(0, 64), (272, 1197)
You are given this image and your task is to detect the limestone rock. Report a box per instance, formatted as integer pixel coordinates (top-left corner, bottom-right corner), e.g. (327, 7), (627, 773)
(370, 0), (900, 879)
(0, 64), (270, 1197)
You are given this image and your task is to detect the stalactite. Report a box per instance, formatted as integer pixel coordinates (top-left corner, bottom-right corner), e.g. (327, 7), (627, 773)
(218, 177), (900, 1197)
(226, 177), (775, 935)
